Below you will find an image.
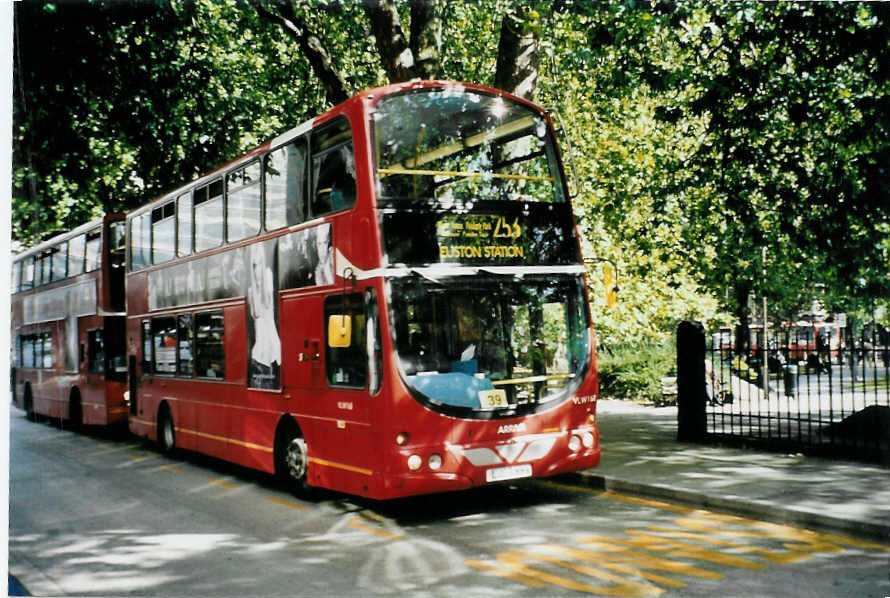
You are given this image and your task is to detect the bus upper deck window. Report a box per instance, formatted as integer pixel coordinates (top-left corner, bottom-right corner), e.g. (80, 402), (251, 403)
(38, 250), (52, 286)
(373, 89), (566, 204)
(68, 233), (86, 277)
(227, 161), (261, 242)
(11, 260), (21, 294)
(21, 256), (34, 291)
(194, 179), (223, 253)
(51, 242), (67, 282)
(177, 192), (193, 257)
(152, 202), (175, 265)
(85, 228), (102, 272)
(264, 140), (307, 231)
(130, 212), (151, 271)
(311, 117), (355, 217)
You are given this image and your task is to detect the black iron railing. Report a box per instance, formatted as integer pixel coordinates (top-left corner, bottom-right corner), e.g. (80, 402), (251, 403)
(697, 321), (889, 462)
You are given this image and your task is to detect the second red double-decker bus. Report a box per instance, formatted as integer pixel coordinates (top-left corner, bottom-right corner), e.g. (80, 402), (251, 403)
(126, 81), (600, 499)
(11, 214), (128, 426)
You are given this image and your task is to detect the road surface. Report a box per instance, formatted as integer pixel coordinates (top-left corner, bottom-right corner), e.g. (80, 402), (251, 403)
(9, 408), (889, 597)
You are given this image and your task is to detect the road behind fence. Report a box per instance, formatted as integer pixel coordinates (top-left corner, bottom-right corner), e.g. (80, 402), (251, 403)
(676, 320), (889, 463)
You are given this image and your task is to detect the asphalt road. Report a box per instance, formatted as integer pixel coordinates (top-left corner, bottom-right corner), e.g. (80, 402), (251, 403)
(9, 408), (890, 597)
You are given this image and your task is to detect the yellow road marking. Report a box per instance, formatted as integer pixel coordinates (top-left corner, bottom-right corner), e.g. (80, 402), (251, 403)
(265, 496), (307, 511)
(495, 549), (664, 597)
(208, 478), (238, 490)
(472, 478), (890, 596)
(161, 464), (184, 473)
(464, 559), (547, 588)
(558, 539), (723, 581)
(347, 517), (403, 541)
(538, 479), (888, 552)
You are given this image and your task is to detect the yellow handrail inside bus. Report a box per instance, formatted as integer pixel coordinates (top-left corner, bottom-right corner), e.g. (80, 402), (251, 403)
(378, 168), (554, 183)
(491, 373), (574, 387)
(380, 115), (538, 174)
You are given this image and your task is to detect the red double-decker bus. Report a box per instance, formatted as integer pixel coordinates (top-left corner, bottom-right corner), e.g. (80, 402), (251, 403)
(126, 81), (600, 499)
(11, 214), (128, 426)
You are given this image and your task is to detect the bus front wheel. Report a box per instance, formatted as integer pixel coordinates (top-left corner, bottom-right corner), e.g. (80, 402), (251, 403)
(23, 384), (35, 422)
(158, 406), (176, 456)
(68, 390), (82, 430)
(276, 425), (312, 496)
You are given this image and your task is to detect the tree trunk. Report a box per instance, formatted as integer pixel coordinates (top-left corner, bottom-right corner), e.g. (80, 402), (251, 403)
(409, 0), (441, 80)
(494, 8), (539, 99)
(363, 0), (415, 82)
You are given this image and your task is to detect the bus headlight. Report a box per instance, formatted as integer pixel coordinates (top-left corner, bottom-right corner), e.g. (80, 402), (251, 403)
(568, 435), (581, 452)
(582, 431), (594, 448)
(407, 454), (422, 471)
(428, 453), (443, 470)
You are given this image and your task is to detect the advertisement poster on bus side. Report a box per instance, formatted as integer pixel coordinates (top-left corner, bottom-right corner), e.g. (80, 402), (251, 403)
(147, 223), (334, 390)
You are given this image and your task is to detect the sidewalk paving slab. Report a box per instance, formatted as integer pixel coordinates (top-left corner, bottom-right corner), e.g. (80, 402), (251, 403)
(571, 400), (890, 544)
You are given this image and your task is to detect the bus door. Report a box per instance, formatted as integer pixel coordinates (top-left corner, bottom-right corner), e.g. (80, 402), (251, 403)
(315, 291), (380, 493)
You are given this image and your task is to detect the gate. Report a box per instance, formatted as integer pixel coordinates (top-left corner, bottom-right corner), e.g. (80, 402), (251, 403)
(678, 317), (889, 463)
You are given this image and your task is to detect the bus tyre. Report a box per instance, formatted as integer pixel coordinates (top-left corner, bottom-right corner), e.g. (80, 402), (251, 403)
(23, 385), (35, 422)
(68, 392), (82, 431)
(278, 433), (312, 497)
(158, 407), (176, 456)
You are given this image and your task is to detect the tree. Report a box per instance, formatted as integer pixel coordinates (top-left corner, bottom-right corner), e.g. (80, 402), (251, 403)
(662, 2), (890, 347)
(253, 0), (541, 100)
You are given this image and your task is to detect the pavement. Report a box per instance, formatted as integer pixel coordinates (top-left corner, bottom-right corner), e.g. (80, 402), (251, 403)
(574, 399), (890, 544)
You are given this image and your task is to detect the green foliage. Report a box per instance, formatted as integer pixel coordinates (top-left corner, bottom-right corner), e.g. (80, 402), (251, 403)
(12, 0), (889, 354)
(597, 342), (677, 405)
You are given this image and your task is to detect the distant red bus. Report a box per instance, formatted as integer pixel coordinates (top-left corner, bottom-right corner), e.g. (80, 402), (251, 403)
(126, 81), (600, 499)
(11, 214), (128, 425)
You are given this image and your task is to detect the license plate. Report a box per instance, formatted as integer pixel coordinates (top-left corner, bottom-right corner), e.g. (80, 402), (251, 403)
(485, 464), (532, 483)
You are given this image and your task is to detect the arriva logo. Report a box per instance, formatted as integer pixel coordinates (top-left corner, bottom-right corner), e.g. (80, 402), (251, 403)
(498, 422), (527, 434)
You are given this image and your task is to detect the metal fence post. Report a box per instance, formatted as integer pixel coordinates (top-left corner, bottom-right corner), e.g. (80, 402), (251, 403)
(677, 320), (707, 442)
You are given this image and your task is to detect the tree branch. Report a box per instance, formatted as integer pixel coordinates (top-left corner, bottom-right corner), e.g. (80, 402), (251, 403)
(254, 1), (349, 105)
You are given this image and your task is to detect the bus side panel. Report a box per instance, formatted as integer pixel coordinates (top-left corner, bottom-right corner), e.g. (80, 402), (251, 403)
(230, 391), (279, 474)
(191, 306), (248, 462)
(127, 273), (149, 315)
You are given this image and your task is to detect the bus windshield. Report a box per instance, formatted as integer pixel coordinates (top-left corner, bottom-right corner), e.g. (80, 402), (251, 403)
(373, 87), (566, 205)
(389, 274), (589, 416)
